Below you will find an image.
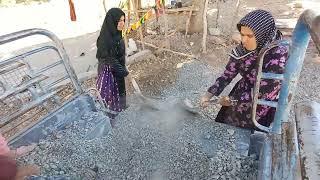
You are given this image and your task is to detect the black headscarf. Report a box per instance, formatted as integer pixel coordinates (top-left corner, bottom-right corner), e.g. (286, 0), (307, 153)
(230, 10), (283, 59)
(96, 8), (125, 60)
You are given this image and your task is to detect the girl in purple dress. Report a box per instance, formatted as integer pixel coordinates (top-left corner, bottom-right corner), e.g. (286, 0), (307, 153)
(96, 8), (129, 126)
(200, 10), (289, 130)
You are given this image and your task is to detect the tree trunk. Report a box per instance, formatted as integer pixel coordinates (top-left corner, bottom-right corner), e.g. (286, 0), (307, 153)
(189, 0), (206, 33)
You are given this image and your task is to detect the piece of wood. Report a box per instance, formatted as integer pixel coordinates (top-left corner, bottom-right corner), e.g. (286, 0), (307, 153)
(136, 40), (195, 58)
(229, 0), (240, 37)
(185, 6), (194, 36)
(124, 0), (131, 48)
(215, 0), (220, 28)
(68, 0), (77, 21)
(131, 0), (145, 49)
(126, 50), (155, 65)
(124, 7), (199, 13)
(202, 0), (209, 53)
(103, 0), (107, 14)
(163, 4), (170, 49)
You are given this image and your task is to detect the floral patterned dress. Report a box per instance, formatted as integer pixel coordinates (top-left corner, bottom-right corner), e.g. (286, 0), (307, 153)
(208, 45), (288, 129)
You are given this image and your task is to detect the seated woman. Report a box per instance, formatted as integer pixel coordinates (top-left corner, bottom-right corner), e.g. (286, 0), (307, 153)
(200, 10), (288, 129)
(96, 8), (129, 127)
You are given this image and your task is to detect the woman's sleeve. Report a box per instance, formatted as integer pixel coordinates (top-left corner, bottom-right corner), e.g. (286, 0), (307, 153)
(208, 57), (240, 96)
(111, 60), (129, 77)
(109, 45), (129, 78)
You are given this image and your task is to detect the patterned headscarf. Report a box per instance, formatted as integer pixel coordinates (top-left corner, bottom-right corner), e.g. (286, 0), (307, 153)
(230, 9), (282, 59)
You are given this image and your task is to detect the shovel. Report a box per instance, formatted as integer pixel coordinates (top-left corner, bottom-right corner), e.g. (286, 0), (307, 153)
(130, 75), (160, 110)
(179, 96), (238, 115)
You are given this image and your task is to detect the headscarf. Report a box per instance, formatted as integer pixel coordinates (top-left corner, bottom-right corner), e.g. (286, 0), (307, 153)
(230, 9), (283, 59)
(96, 8), (125, 59)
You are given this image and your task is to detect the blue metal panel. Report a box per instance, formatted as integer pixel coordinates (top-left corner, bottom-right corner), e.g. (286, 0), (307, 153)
(272, 14), (312, 134)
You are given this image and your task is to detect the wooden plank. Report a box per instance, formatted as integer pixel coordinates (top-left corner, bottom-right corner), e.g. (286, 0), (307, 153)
(163, 2), (170, 49)
(185, 6), (194, 36)
(124, 7), (199, 13)
(202, 0), (209, 53)
(131, 0), (145, 49)
(136, 40), (195, 58)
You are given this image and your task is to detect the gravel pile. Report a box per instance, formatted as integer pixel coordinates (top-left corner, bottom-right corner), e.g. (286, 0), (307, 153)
(18, 60), (258, 180)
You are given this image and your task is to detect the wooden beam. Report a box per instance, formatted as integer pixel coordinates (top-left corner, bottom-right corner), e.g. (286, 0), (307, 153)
(229, 0), (240, 38)
(131, 0), (145, 49)
(123, 7), (199, 13)
(185, 6), (194, 36)
(136, 40), (195, 58)
(124, 0), (131, 48)
(202, 0), (209, 53)
(163, 3), (170, 49)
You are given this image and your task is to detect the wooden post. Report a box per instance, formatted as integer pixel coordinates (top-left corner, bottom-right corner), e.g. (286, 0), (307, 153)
(215, 0), (220, 28)
(229, 0), (240, 38)
(202, 0), (209, 53)
(103, 0), (107, 14)
(185, 6), (194, 36)
(131, 0), (145, 50)
(163, 2), (170, 49)
(124, 0), (131, 48)
(68, 0), (77, 21)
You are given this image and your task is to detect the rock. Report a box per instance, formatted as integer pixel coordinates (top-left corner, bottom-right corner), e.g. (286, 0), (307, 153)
(293, 2), (303, 8)
(205, 134), (211, 139)
(312, 54), (320, 64)
(231, 33), (241, 44)
(209, 28), (221, 36)
(127, 38), (138, 56)
(227, 129), (235, 136)
(208, 36), (227, 45)
(232, 144), (236, 149)
(50, 164), (58, 169)
(177, 63), (184, 68)
(212, 175), (220, 179)
(127, 50), (155, 65)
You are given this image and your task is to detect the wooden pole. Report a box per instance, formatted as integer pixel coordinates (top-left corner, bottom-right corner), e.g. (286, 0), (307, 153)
(215, 0), (220, 28)
(229, 0), (241, 38)
(185, 6), (194, 36)
(124, 0), (131, 48)
(136, 40), (195, 58)
(131, 0), (145, 50)
(68, 0), (77, 21)
(163, 3), (170, 49)
(202, 0), (209, 53)
(103, 0), (107, 14)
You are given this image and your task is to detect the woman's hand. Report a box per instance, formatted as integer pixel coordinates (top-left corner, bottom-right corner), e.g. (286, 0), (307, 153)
(15, 144), (36, 158)
(219, 96), (232, 106)
(200, 92), (214, 107)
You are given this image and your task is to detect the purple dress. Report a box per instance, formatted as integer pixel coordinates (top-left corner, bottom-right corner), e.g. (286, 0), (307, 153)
(208, 45), (288, 129)
(96, 65), (122, 116)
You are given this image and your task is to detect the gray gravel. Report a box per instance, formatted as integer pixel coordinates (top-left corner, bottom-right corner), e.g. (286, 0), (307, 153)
(18, 60), (258, 180)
